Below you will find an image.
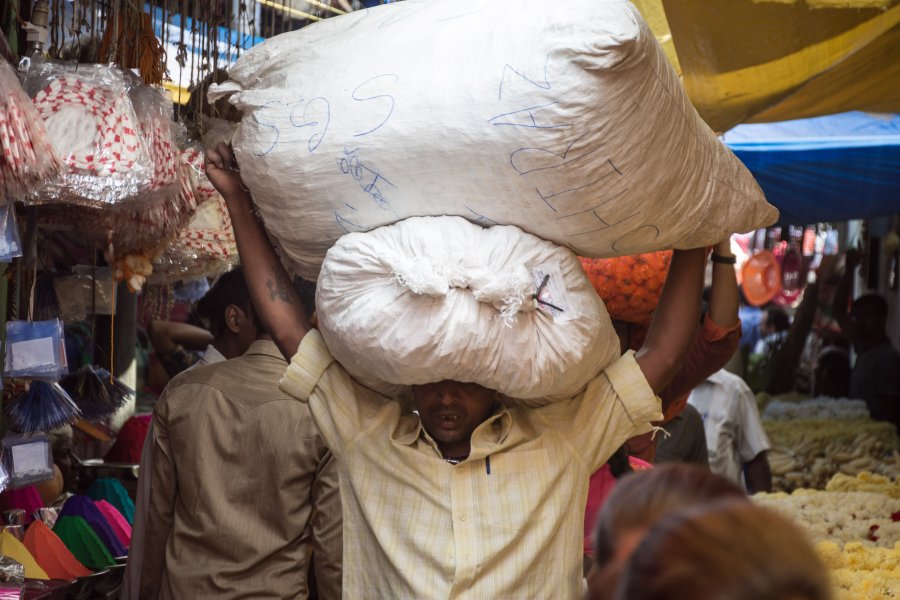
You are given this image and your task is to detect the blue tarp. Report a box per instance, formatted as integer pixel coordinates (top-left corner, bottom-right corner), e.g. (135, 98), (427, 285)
(723, 112), (900, 225)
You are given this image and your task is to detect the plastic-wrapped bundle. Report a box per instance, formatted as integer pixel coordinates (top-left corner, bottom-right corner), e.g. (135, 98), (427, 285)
(316, 216), (620, 401)
(579, 251), (673, 324)
(0, 61), (63, 198)
(23, 59), (152, 206)
(36, 157), (198, 272)
(151, 146), (238, 283)
(127, 80), (180, 198)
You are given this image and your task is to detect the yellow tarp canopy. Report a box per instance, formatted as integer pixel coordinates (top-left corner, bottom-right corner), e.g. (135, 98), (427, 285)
(633, 0), (900, 132)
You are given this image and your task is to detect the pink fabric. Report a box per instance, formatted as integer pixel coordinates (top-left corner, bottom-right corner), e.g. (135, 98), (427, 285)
(95, 499), (132, 549)
(0, 485), (45, 524)
(583, 457), (652, 555)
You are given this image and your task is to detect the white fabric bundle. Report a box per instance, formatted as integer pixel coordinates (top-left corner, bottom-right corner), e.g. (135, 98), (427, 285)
(316, 216), (621, 401)
(212, 0), (777, 279)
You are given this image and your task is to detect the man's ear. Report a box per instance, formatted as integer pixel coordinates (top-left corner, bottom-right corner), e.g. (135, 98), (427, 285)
(224, 304), (243, 334)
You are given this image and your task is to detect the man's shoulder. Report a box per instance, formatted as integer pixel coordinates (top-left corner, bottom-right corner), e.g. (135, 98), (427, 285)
(163, 347), (290, 403)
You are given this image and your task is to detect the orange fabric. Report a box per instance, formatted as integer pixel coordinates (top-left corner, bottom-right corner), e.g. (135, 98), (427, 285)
(24, 520), (92, 579)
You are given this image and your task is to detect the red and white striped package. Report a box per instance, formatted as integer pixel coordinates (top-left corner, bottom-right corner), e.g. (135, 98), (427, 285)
(151, 146), (238, 282)
(128, 82), (180, 196)
(23, 60), (152, 205)
(0, 60), (63, 198)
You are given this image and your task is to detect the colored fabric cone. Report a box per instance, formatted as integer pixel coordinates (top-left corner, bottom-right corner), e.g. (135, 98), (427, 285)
(52, 516), (115, 570)
(86, 478), (134, 525)
(0, 485), (45, 525)
(58, 496), (126, 557)
(103, 415), (150, 464)
(94, 500), (131, 549)
(23, 520), (91, 579)
(0, 529), (48, 579)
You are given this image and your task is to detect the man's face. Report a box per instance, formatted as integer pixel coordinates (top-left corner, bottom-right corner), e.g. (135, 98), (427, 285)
(412, 381), (498, 458)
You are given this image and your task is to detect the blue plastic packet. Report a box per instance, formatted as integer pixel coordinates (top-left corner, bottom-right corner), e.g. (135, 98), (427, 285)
(3, 319), (67, 380)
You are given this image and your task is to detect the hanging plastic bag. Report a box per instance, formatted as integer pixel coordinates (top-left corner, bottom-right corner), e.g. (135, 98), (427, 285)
(3, 320), (67, 380)
(0, 433), (54, 489)
(72, 266), (116, 315)
(0, 202), (23, 262)
(0, 60), (63, 199)
(21, 58), (152, 206)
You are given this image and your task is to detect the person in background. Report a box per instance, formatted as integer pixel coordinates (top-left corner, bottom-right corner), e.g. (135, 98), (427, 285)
(622, 241), (742, 462)
(753, 305), (791, 358)
(586, 464), (747, 600)
(125, 269), (261, 599)
(654, 403), (709, 467)
(139, 286), (341, 599)
(813, 346), (852, 399)
(688, 368), (772, 493)
(612, 501), (832, 600)
(585, 240), (738, 563)
(834, 249), (900, 429)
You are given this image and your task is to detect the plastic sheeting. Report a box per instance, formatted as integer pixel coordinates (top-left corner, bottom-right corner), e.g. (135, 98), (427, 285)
(723, 112), (900, 224)
(640, 0), (900, 132)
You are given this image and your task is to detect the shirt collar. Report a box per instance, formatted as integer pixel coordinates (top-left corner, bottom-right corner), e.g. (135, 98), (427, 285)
(390, 406), (514, 461)
(243, 339), (286, 361)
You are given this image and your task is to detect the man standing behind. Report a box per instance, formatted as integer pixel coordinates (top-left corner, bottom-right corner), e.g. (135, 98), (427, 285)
(834, 250), (900, 430)
(140, 293), (340, 599)
(688, 368), (772, 494)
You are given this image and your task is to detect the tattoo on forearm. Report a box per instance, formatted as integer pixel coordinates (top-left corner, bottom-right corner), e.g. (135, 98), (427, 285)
(266, 272), (294, 305)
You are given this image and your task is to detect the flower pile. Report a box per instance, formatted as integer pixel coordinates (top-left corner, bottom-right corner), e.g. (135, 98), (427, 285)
(763, 397), (870, 422)
(765, 419), (900, 491)
(579, 251), (672, 324)
(755, 487), (900, 548)
(817, 541), (900, 599)
(827, 472), (900, 500)
(756, 475), (900, 598)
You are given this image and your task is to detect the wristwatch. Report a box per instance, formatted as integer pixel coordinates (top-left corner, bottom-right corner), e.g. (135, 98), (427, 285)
(710, 253), (736, 265)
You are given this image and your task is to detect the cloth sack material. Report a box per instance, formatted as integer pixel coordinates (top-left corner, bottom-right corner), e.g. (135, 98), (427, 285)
(316, 216), (620, 401)
(212, 0), (777, 280)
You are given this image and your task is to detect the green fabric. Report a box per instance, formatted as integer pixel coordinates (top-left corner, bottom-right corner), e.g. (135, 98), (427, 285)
(52, 516), (116, 570)
(87, 478), (135, 525)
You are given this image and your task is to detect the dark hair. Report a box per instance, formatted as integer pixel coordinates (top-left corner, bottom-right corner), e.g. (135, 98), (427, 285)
(764, 305), (790, 332)
(196, 268), (261, 336)
(814, 347), (851, 398)
(293, 277), (317, 320)
(607, 445), (633, 479)
(852, 293), (889, 321)
(593, 464), (746, 566)
(616, 501), (832, 600)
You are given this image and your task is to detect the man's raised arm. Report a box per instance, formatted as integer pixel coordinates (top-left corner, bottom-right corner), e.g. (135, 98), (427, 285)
(635, 247), (706, 395)
(206, 143), (310, 360)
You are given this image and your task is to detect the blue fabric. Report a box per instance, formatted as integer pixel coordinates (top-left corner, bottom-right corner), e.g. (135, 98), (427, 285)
(723, 112), (900, 225)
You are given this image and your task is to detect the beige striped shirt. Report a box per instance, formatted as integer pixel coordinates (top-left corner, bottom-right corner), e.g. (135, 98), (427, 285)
(281, 330), (661, 600)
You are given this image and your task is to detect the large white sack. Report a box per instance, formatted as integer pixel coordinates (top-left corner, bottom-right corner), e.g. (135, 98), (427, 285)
(212, 0), (777, 280)
(316, 216), (620, 401)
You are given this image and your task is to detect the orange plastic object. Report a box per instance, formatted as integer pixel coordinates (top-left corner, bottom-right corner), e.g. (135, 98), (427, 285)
(24, 520), (92, 579)
(579, 251), (673, 324)
(741, 250), (783, 306)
